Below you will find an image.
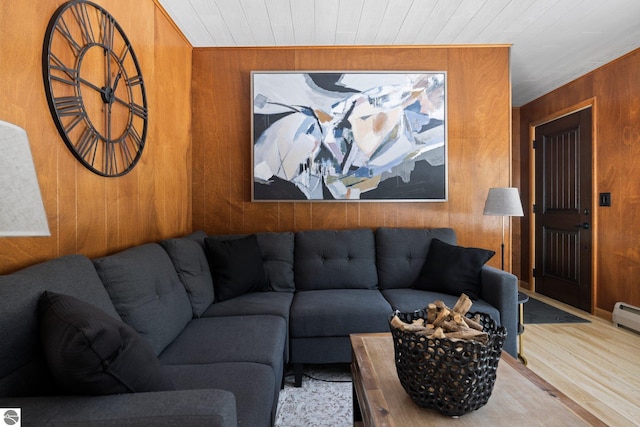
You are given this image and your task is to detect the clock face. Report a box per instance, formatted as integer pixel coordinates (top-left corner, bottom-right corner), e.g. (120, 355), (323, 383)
(43, 0), (147, 177)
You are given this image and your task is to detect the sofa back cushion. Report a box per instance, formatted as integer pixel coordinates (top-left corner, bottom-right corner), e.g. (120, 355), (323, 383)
(160, 231), (214, 317)
(207, 231), (295, 292)
(0, 255), (119, 397)
(93, 244), (192, 355)
(376, 227), (457, 290)
(258, 232), (295, 292)
(295, 229), (378, 290)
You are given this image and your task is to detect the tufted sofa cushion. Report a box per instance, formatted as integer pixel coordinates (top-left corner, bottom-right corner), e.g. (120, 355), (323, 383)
(294, 229), (378, 290)
(93, 244), (193, 355)
(375, 227), (457, 289)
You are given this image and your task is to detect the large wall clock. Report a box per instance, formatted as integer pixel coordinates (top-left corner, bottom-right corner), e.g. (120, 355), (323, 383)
(42, 0), (148, 177)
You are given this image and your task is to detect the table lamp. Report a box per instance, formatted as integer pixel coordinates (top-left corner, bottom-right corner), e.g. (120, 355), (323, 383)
(483, 187), (523, 270)
(0, 120), (50, 237)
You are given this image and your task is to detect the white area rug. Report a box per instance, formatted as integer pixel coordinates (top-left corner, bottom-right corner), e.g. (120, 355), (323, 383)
(275, 365), (353, 427)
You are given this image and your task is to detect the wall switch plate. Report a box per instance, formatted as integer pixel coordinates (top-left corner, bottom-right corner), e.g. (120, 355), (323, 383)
(600, 192), (611, 206)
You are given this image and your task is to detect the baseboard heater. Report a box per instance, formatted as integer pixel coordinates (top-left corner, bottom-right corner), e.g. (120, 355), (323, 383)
(612, 302), (640, 334)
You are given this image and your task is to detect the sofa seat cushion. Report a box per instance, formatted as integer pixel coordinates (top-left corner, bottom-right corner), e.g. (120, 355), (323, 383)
(93, 244), (193, 355)
(202, 292), (293, 321)
(295, 229), (378, 290)
(38, 291), (174, 395)
(158, 315), (286, 380)
(375, 227), (457, 290)
(290, 289), (392, 337)
(202, 292), (293, 362)
(160, 232), (214, 318)
(0, 255), (120, 398)
(381, 289), (501, 325)
(163, 362), (275, 427)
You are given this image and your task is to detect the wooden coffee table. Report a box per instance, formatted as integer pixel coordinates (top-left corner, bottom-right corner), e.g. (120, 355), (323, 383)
(350, 333), (605, 426)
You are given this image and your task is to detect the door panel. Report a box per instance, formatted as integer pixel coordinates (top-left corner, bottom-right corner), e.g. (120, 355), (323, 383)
(534, 108), (592, 312)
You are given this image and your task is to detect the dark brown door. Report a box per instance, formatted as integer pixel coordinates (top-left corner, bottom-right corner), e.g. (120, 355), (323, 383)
(534, 108), (592, 312)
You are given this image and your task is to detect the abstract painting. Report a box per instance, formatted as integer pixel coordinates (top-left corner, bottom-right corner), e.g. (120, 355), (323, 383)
(252, 72), (447, 201)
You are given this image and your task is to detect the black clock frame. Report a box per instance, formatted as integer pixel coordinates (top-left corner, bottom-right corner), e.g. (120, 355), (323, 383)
(42, 0), (148, 177)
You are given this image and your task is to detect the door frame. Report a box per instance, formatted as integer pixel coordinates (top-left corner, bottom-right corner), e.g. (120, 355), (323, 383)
(527, 98), (598, 313)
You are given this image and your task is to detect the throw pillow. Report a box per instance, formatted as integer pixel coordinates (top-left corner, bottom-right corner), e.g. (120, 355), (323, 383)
(413, 238), (495, 300)
(204, 234), (268, 302)
(38, 291), (174, 395)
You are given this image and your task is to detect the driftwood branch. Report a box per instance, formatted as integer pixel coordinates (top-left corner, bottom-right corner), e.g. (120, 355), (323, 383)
(390, 293), (488, 344)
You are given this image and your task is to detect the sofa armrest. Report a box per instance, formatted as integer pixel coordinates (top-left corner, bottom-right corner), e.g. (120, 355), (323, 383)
(0, 389), (237, 427)
(479, 265), (518, 358)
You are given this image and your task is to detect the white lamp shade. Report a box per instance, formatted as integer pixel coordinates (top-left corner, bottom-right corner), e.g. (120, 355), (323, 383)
(483, 187), (524, 217)
(0, 121), (50, 236)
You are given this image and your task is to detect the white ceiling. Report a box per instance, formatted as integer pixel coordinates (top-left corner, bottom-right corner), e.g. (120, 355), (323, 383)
(157, 0), (640, 106)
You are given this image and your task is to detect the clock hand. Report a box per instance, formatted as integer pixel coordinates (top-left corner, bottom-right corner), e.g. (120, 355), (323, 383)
(112, 93), (145, 111)
(111, 94), (147, 121)
(107, 100), (112, 141)
(105, 46), (112, 91)
(112, 70), (123, 94)
(78, 76), (105, 95)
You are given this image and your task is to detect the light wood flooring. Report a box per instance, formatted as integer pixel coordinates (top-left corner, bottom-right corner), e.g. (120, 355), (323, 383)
(520, 290), (640, 426)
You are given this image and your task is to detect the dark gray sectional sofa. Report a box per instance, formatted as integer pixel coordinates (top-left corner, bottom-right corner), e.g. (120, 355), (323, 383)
(0, 227), (517, 426)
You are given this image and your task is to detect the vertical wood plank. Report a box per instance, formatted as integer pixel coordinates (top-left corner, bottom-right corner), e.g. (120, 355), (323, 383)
(151, 6), (192, 238)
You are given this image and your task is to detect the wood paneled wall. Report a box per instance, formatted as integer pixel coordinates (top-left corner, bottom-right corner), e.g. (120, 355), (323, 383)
(0, 0), (192, 274)
(191, 46), (513, 269)
(517, 48), (640, 316)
